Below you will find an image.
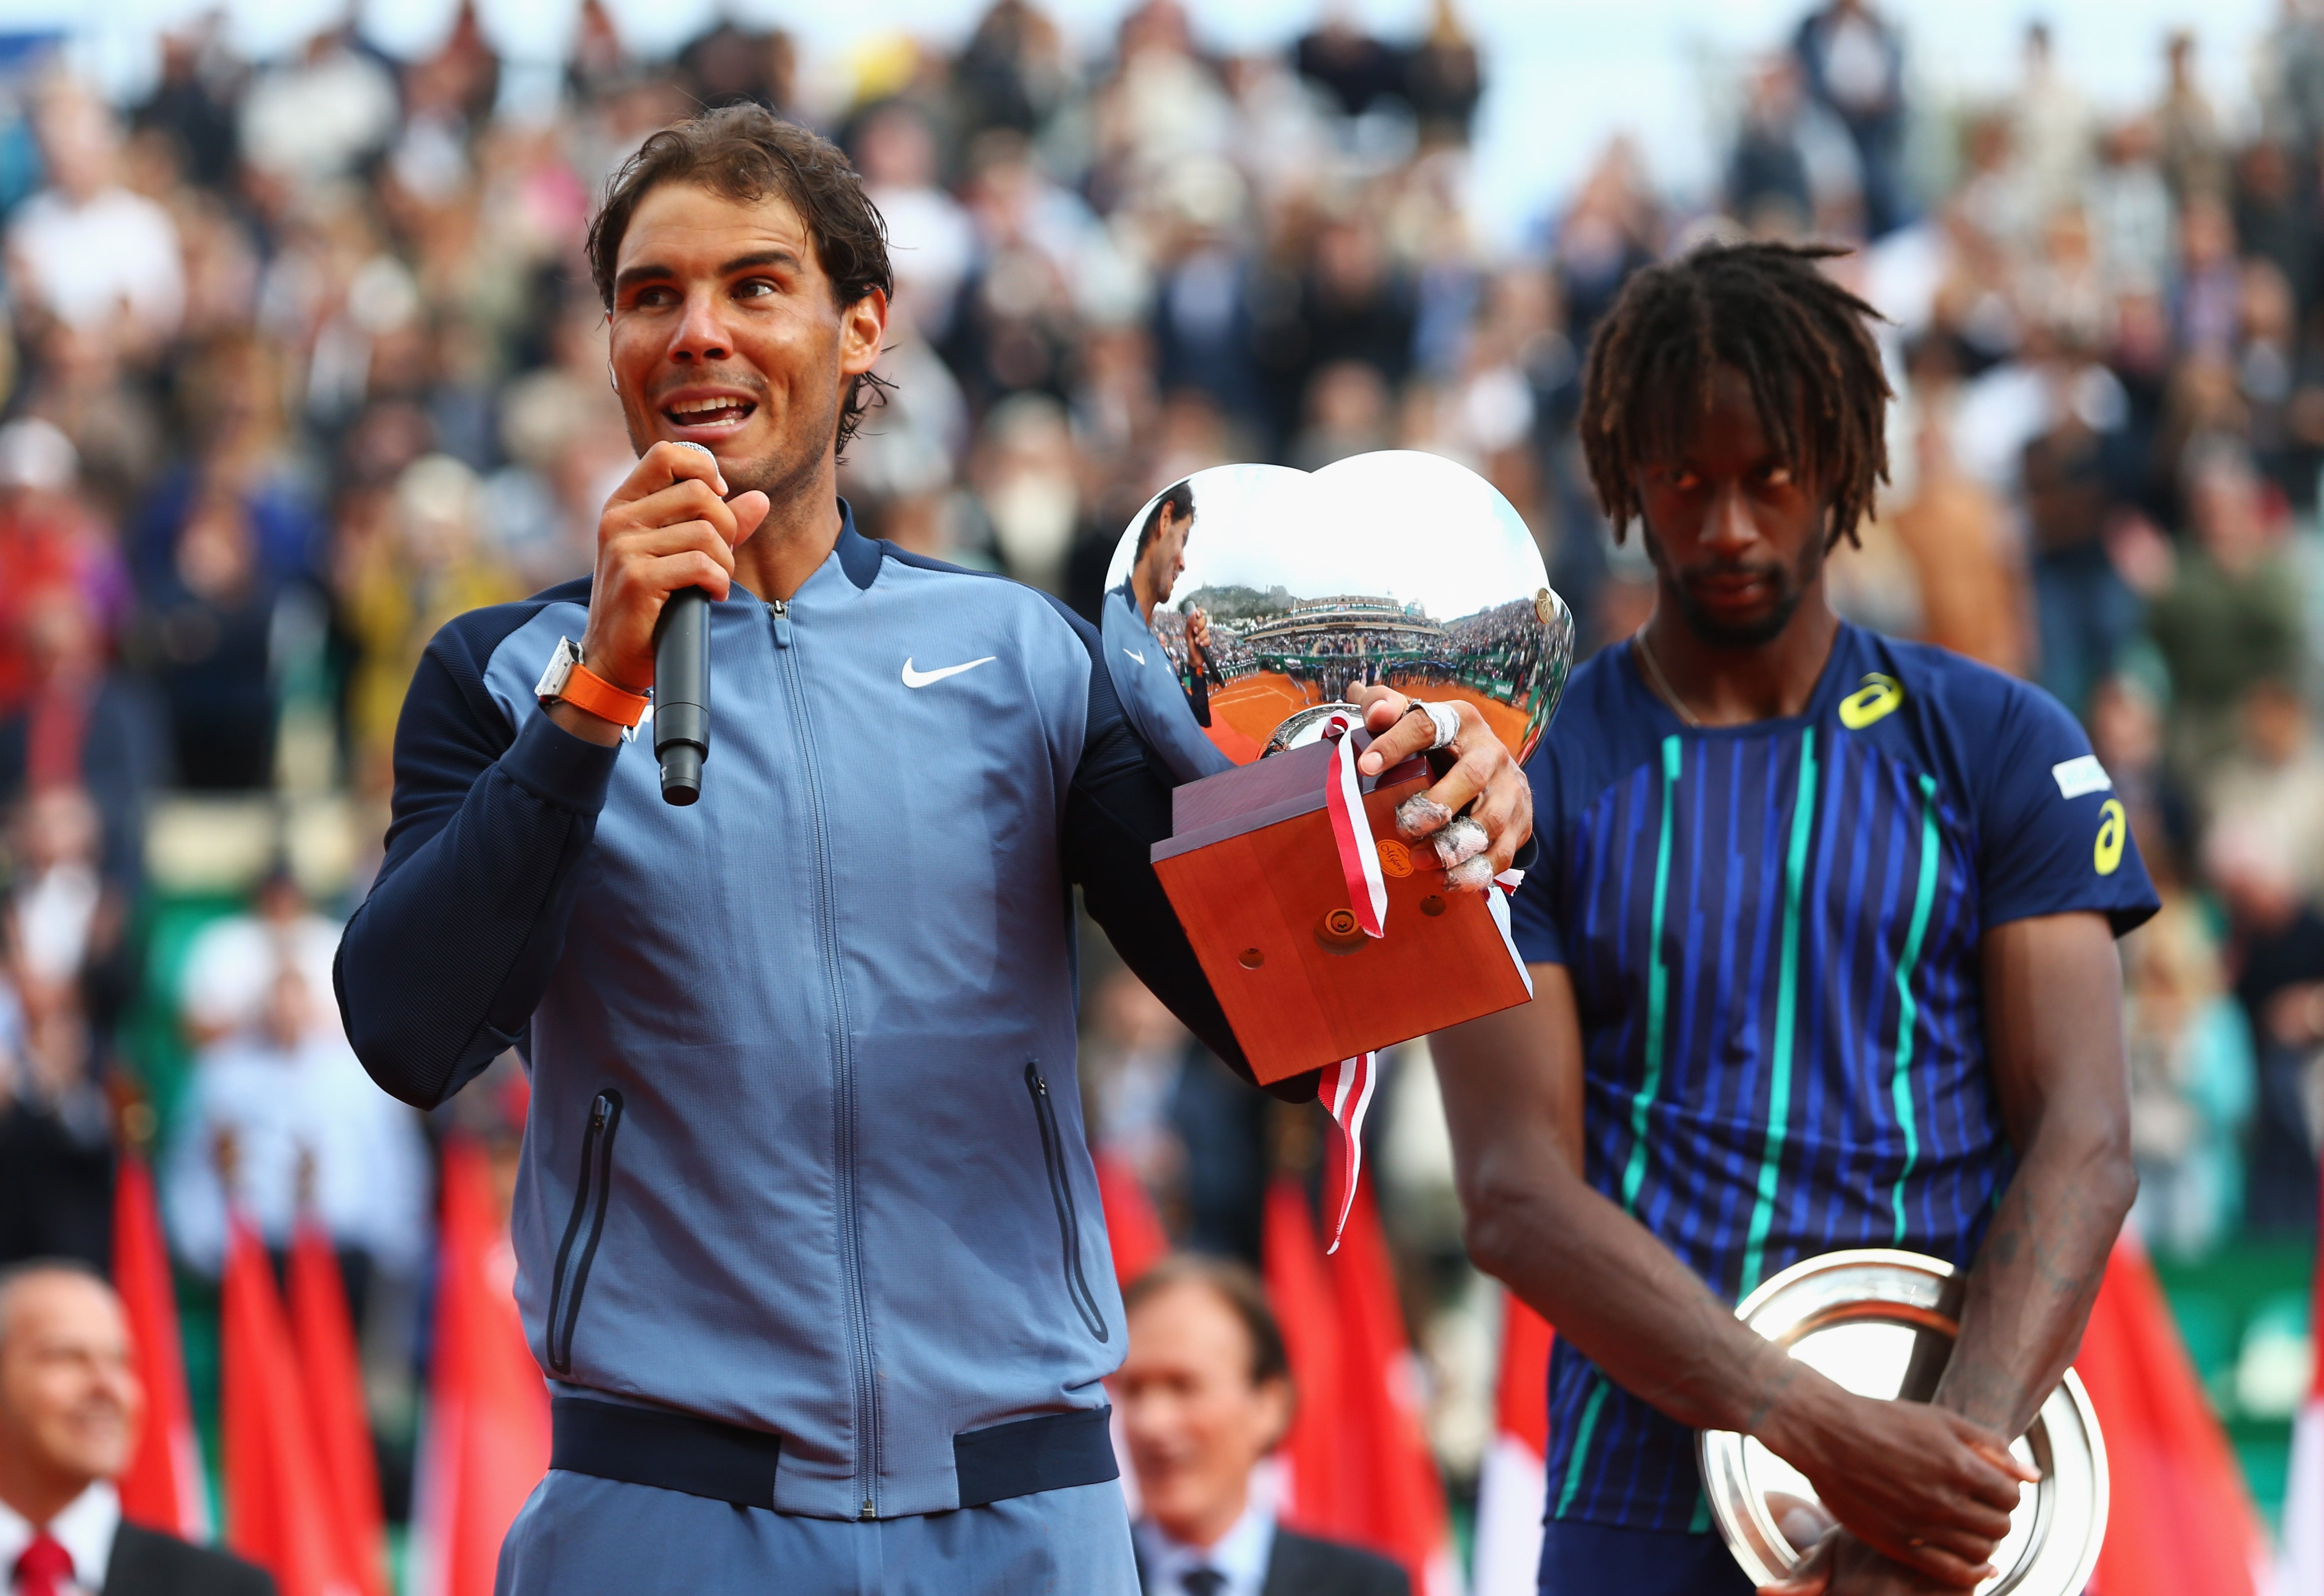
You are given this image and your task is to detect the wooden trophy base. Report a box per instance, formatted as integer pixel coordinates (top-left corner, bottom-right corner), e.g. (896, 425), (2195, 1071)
(1151, 729), (1533, 1085)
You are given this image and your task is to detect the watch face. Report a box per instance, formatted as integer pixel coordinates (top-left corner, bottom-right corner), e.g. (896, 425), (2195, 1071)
(536, 637), (581, 700)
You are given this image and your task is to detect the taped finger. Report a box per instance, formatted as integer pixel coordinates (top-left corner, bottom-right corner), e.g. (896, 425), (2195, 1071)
(1447, 856), (1496, 893)
(1396, 793), (1454, 839)
(1408, 699), (1461, 751)
(1433, 814), (1489, 868)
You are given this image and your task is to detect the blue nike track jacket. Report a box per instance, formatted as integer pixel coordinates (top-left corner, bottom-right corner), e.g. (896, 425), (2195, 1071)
(336, 507), (1307, 1523)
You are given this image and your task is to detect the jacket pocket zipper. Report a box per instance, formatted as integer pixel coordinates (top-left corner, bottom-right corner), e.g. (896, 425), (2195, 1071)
(1024, 1063), (1108, 1343)
(546, 1088), (624, 1374)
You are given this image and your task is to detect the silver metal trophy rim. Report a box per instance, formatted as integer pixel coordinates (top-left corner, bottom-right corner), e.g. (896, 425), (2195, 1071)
(1101, 452), (1576, 768)
(1698, 1249), (2107, 1596)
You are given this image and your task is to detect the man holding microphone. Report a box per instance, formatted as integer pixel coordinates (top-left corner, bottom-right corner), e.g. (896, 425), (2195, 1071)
(335, 106), (1529, 1595)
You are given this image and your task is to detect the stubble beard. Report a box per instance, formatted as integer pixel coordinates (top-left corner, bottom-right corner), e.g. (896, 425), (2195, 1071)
(627, 365), (844, 514)
(1643, 526), (1827, 650)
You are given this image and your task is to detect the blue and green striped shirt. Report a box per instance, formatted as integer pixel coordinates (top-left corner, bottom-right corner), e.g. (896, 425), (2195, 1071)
(1507, 624), (2157, 1532)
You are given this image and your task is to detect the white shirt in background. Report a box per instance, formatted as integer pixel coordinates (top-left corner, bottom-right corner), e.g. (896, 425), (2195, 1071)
(162, 1025), (430, 1278)
(0, 1481), (120, 1596)
(176, 912), (346, 1042)
(5, 188), (183, 340)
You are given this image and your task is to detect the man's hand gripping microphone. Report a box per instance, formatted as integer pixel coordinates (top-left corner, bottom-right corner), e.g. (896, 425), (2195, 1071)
(655, 442), (716, 805)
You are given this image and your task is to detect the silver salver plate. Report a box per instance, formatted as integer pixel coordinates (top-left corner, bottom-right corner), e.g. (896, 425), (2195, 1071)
(1699, 1249), (2106, 1596)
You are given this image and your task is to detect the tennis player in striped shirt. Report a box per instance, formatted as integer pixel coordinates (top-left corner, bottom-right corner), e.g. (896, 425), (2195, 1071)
(1434, 242), (2159, 1596)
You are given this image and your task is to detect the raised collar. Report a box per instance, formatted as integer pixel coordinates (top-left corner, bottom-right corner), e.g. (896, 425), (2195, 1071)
(832, 498), (881, 591)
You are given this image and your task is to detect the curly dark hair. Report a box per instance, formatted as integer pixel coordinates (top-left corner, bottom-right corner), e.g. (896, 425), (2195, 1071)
(585, 105), (895, 454)
(1577, 241), (1891, 548)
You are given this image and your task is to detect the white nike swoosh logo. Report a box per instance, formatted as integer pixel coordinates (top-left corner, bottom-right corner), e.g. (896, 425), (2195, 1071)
(901, 655), (997, 688)
(1123, 648), (1146, 665)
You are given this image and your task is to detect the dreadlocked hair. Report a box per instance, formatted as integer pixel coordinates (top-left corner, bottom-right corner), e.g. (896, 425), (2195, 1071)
(1578, 240), (1891, 548)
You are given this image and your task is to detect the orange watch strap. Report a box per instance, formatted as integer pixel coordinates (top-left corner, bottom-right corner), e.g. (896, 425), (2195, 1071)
(560, 661), (651, 728)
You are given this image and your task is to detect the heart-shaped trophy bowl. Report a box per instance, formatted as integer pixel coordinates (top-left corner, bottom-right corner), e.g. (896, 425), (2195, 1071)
(1108, 451), (1574, 1084)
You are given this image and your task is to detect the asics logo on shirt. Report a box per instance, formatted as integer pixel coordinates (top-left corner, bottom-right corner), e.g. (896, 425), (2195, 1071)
(901, 656), (996, 688)
(1838, 673), (1904, 729)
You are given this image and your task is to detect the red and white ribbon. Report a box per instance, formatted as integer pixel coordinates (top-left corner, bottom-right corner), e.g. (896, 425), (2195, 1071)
(1319, 1051), (1377, 1254)
(1487, 868), (1534, 998)
(1320, 712), (1388, 939)
(1311, 722), (1527, 1249)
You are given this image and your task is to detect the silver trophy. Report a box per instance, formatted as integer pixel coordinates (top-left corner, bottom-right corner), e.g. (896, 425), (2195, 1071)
(1103, 451), (1573, 764)
(1698, 1250), (2107, 1596)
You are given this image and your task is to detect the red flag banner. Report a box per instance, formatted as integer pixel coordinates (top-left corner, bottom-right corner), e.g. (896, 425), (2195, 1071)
(1092, 1148), (1168, 1289)
(410, 1140), (550, 1596)
(2079, 1232), (2269, 1596)
(113, 1153), (209, 1539)
(1474, 1294), (1554, 1595)
(288, 1222), (386, 1596)
(1328, 1178), (1456, 1596)
(1263, 1173), (1458, 1596)
(1262, 1175), (1349, 1532)
(222, 1215), (359, 1596)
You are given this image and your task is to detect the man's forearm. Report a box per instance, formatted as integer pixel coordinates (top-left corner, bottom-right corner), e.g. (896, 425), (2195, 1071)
(340, 708), (617, 1109)
(1464, 1136), (1815, 1438)
(1943, 912), (2141, 1440)
(1935, 1122), (2133, 1437)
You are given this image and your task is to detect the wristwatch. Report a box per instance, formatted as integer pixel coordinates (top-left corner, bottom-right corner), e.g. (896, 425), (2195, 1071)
(535, 637), (650, 729)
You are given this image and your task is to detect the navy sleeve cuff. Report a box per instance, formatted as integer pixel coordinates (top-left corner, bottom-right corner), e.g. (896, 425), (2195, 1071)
(499, 708), (622, 815)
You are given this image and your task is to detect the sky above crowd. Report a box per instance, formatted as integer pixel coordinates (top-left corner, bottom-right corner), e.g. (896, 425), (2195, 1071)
(8, 0), (2295, 248)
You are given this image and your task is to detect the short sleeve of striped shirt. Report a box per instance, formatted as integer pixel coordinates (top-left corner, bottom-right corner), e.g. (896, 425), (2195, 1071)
(1509, 730), (1569, 964)
(1962, 671), (2158, 935)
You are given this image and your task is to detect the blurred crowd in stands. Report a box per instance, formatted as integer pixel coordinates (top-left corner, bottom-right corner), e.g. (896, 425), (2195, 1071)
(0, 0), (2323, 1525)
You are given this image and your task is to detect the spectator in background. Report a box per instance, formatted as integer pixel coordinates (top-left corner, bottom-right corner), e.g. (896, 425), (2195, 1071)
(162, 964), (428, 1305)
(338, 455), (518, 774)
(857, 102), (977, 344)
(1294, 8), (1405, 121)
(2201, 679), (2324, 900)
(1119, 1255), (1409, 1596)
(0, 420), (127, 720)
(1404, 0), (1482, 147)
(1792, 0), (1909, 237)
(2211, 825), (2324, 1236)
(176, 867), (343, 1050)
(134, 487), (277, 791)
(131, 20), (244, 192)
(1726, 60), (1813, 240)
(2145, 439), (2304, 779)
(3, 79), (184, 359)
(2017, 341), (2138, 716)
(233, 26), (398, 193)
(0, 1263), (276, 1596)
(2123, 892), (2256, 1258)
(2155, 30), (2227, 205)
(1885, 402), (2029, 675)
(0, 787), (121, 1273)
(7, 787), (133, 1062)
(0, 583), (162, 895)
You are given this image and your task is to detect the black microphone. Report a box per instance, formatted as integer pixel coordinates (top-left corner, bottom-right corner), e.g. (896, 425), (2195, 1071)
(654, 441), (717, 806)
(654, 586), (709, 804)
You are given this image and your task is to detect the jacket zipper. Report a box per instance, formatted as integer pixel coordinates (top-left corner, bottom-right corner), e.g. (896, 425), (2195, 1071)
(1024, 1063), (1108, 1342)
(768, 595), (881, 1518)
(545, 1088), (623, 1374)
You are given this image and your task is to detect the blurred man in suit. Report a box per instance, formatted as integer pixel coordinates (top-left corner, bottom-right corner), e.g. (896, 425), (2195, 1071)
(0, 1262), (273, 1596)
(1118, 1256), (1406, 1596)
